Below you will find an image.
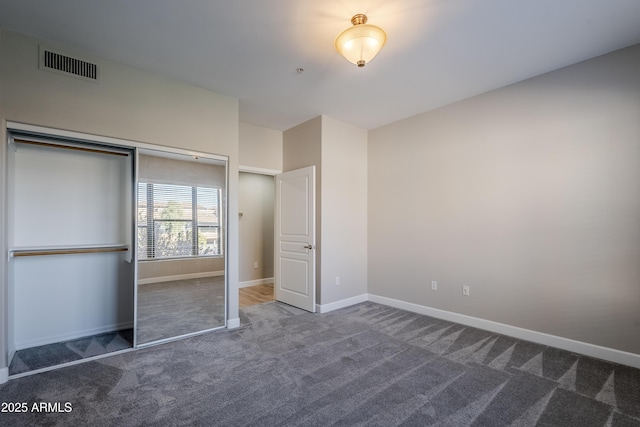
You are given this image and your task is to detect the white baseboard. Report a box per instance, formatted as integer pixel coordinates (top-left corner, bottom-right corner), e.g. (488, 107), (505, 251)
(227, 318), (240, 329)
(316, 293), (369, 314)
(239, 277), (274, 288)
(0, 367), (8, 384)
(138, 270), (224, 285)
(15, 321), (134, 350)
(368, 294), (640, 369)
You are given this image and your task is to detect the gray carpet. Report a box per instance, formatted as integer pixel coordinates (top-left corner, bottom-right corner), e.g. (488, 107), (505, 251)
(8, 329), (133, 375)
(1, 301), (639, 426)
(137, 277), (226, 344)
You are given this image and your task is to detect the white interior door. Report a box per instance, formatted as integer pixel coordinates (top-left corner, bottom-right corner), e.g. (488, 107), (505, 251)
(275, 166), (316, 312)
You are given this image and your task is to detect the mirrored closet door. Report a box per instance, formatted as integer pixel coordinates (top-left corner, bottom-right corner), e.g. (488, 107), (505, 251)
(135, 149), (227, 346)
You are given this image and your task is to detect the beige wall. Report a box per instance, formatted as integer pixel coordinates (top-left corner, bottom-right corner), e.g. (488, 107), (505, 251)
(238, 123), (280, 286)
(321, 116), (368, 305)
(239, 122), (282, 172)
(283, 115), (367, 306)
(0, 32), (237, 154)
(368, 44), (640, 355)
(0, 29), (240, 371)
(283, 117), (322, 171)
(138, 257), (224, 281)
(283, 116), (323, 301)
(239, 172), (275, 283)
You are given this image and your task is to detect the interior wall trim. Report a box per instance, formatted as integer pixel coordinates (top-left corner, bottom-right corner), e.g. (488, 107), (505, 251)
(368, 293), (640, 370)
(227, 318), (240, 329)
(137, 270), (224, 285)
(316, 294), (369, 314)
(239, 165), (281, 175)
(239, 277), (274, 288)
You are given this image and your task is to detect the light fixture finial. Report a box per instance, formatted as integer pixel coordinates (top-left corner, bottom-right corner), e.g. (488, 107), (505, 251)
(351, 14), (367, 26)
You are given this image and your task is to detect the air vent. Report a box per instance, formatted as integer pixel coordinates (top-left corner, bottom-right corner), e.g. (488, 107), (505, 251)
(39, 46), (100, 82)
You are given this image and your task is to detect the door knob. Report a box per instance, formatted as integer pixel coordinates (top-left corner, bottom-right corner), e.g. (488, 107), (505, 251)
(303, 244), (313, 249)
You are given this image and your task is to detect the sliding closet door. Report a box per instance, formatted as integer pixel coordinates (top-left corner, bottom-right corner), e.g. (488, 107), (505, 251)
(8, 136), (134, 356)
(135, 150), (227, 345)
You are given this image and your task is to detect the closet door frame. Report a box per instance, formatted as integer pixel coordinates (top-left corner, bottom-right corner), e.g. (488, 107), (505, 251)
(4, 122), (229, 376)
(133, 147), (229, 347)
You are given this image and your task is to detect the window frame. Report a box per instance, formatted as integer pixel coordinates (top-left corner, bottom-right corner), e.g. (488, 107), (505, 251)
(137, 182), (222, 261)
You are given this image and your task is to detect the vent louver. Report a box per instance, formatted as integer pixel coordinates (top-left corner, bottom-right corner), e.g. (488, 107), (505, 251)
(39, 46), (100, 82)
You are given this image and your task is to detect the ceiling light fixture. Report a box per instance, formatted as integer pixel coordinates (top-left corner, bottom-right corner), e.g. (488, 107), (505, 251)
(335, 14), (387, 68)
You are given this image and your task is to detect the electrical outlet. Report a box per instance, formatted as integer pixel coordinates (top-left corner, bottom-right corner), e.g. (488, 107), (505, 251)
(335, 276), (341, 285)
(462, 285), (470, 296)
(253, 261), (259, 269)
(431, 280), (437, 291)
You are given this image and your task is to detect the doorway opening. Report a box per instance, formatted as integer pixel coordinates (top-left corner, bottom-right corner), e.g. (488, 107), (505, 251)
(238, 170), (275, 308)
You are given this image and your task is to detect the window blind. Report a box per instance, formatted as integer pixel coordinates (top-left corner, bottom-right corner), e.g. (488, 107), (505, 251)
(138, 182), (221, 260)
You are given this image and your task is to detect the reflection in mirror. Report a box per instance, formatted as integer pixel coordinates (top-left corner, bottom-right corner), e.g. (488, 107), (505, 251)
(136, 150), (226, 345)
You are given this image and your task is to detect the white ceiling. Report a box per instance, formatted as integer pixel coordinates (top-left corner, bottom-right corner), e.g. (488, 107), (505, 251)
(1, 0), (639, 131)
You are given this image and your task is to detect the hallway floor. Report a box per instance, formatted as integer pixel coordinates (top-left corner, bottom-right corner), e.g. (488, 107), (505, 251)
(239, 283), (274, 307)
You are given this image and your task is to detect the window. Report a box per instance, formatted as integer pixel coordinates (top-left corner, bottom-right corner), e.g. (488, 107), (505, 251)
(138, 182), (221, 260)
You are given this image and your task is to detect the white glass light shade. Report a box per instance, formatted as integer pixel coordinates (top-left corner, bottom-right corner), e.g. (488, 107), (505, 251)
(335, 15), (387, 67)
